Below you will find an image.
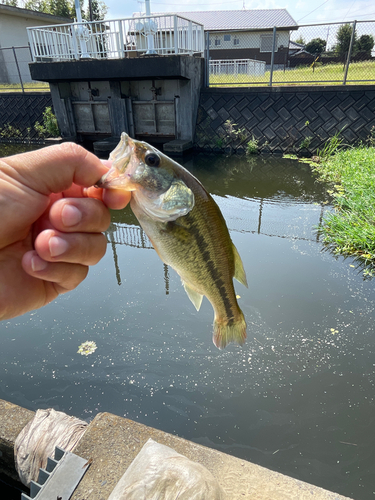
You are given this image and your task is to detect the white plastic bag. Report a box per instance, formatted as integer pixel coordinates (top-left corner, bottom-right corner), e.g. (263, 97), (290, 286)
(14, 408), (87, 486)
(108, 438), (226, 500)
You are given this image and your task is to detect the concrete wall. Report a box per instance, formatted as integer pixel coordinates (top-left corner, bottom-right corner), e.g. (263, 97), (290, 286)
(0, 92), (53, 142)
(194, 85), (375, 154)
(44, 56), (205, 143)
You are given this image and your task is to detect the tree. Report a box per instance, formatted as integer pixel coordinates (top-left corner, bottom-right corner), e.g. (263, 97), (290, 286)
(357, 34), (374, 58)
(24, 0), (73, 18)
(87, 0), (108, 21)
(1, 0), (18, 6)
(305, 38), (326, 56)
(22, 1), (108, 21)
(336, 23), (357, 56)
(295, 36), (305, 45)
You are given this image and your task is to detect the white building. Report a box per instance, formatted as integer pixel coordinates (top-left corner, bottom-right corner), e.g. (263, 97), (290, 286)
(0, 4), (69, 83)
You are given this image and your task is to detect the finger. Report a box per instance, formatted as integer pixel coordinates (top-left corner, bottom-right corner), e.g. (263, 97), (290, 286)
(102, 188), (132, 210)
(34, 229), (107, 266)
(49, 198), (111, 233)
(22, 250), (89, 294)
(2, 142), (107, 195)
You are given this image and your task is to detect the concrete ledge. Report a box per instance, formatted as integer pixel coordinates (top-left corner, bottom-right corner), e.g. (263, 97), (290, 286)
(0, 400), (34, 481)
(163, 139), (193, 155)
(30, 56), (204, 83)
(0, 400), (352, 499)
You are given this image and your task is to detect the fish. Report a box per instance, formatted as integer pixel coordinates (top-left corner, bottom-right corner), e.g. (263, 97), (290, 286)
(97, 132), (248, 349)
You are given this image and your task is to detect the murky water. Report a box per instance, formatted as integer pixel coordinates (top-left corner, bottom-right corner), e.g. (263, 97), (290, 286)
(1, 146), (375, 499)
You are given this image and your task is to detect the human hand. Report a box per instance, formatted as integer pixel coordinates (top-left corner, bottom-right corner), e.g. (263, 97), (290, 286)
(0, 142), (131, 320)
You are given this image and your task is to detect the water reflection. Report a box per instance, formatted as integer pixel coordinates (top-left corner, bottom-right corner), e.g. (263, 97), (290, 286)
(1, 151), (375, 499)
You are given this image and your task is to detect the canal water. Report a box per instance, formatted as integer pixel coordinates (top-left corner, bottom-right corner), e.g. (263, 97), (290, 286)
(1, 145), (375, 499)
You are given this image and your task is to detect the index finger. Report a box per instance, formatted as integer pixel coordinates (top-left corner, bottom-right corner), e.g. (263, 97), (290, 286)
(2, 142), (107, 195)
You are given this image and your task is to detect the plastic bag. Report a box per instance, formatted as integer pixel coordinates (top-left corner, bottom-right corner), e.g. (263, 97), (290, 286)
(108, 438), (226, 500)
(14, 408), (88, 486)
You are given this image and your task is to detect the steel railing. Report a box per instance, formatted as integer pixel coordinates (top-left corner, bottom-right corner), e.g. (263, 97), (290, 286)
(27, 14), (205, 62)
(207, 19), (375, 87)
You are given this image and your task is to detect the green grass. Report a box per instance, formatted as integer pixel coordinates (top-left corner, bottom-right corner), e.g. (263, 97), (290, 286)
(312, 144), (375, 274)
(0, 82), (50, 93)
(210, 60), (375, 87)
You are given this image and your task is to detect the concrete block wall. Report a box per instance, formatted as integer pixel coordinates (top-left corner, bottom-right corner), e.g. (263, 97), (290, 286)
(194, 86), (375, 154)
(0, 92), (52, 142)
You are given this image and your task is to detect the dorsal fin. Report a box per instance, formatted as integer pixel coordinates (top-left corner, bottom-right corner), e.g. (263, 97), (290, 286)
(232, 244), (248, 288)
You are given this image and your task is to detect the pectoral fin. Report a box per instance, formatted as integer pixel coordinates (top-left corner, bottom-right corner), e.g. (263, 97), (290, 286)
(182, 281), (203, 311)
(232, 243), (248, 288)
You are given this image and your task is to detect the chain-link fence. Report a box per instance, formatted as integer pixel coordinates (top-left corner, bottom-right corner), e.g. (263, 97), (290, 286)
(207, 19), (375, 87)
(0, 45), (49, 92)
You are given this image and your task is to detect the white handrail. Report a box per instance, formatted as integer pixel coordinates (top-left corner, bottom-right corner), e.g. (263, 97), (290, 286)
(27, 14), (204, 62)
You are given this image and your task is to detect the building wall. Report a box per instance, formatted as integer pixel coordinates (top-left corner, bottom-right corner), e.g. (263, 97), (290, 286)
(208, 30), (290, 65)
(194, 85), (375, 153)
(0, 7), (69, 83)
(0, 11), (67, 47)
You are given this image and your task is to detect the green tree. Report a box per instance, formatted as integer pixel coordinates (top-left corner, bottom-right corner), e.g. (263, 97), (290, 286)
(23, 1), (108, 20)
(305, 37), (327, 55)
(336, 23), (357, 56)
(24, 0), (73, 18)
(357, 34), (374, 58)
(295, 36), (305, 45)
(1, 0), (18, 6)
(87, 0), (108, 21)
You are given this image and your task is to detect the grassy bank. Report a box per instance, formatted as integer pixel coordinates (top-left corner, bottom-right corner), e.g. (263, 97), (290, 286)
(0, 82), (50, 93)
(210, 60), (375, 87)
(312, 144), (375, 273)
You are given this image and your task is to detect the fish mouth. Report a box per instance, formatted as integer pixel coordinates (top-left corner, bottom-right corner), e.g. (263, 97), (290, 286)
(95, 132), (135, 190)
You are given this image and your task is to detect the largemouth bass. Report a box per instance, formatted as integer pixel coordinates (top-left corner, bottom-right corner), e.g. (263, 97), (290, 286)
(97, 133), (247, 349)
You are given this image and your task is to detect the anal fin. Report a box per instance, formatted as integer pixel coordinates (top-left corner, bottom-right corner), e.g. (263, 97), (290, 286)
(232, 243), (248, 288)
(182, 281), (203, 311)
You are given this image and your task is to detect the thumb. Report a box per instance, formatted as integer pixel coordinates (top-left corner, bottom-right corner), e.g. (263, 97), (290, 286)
(2, 142), (107, 195)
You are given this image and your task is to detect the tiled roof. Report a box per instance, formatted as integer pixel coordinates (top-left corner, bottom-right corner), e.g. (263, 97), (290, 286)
(172, 9), (297, 31)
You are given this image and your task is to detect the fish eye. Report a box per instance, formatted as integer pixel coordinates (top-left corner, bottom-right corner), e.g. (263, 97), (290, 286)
(144, 151), (160, 167)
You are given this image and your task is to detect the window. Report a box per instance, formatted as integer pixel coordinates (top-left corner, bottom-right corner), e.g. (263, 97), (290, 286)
(224, 34), (231, 41)
(260, 34), (278, 52)
(215, 37), (221, 46)
(233, 37), (240, 46)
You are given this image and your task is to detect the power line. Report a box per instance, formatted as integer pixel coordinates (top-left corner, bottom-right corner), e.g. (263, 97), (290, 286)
(297, 0), (330, 23)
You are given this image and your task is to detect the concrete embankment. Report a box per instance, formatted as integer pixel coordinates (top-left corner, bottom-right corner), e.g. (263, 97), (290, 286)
(0, 399), (352, 499)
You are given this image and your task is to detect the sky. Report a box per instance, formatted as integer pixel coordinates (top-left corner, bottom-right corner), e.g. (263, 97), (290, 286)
(101, 0), (375, 24)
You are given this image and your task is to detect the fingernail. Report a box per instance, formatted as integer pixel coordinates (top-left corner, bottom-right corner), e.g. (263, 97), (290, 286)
(31, 254), (48, 272)
(61, 205), (82, 227)
(49, 236), (69, 257)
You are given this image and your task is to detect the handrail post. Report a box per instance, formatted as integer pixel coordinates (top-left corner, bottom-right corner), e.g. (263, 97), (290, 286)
(173, 15), (178, 54)
(269, 26), (276, 87)
(118, 20), (124, 58)
(343, 20), (357, 85)
(205, 31), (210, 87)
(188, 20), (193, 55)
(27, 29), (36, 61)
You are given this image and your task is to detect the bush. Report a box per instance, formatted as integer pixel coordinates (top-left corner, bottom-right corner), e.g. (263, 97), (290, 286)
(34, 107), (60, 137)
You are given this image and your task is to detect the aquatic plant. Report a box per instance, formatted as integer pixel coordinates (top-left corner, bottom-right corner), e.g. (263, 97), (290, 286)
(77, 341), (98, 356)
(246, 136), (259, 155)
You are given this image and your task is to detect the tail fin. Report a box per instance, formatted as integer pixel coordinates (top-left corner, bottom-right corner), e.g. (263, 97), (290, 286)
(213, 310), (247, 349)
